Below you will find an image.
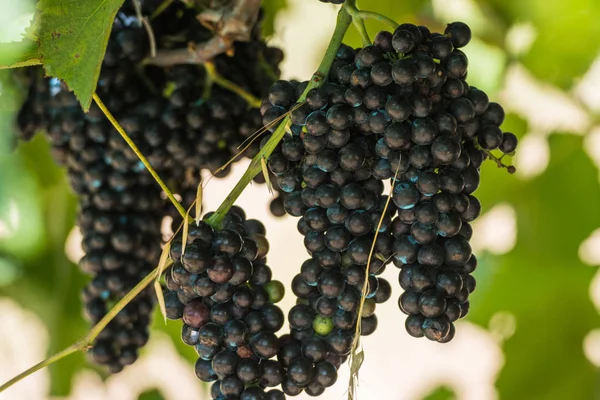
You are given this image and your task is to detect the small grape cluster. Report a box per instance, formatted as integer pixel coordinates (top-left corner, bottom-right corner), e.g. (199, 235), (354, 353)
(164, 207), (289, 400)
(13, 0), (283, 373)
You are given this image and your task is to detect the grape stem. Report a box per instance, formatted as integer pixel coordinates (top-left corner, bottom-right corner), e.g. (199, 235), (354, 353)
(344, 2), (372, 47)
(476, 143), (516, 172)
(92, 93), (190, 222)
(144, 0), (260, 67)
(0, 266), (162, 393)
(347, 163), (398, 400)
(358, 11), (399, 29)
(205, 4), (354, 229)
(133, 0), (157, 58)
(204, 62), (262, 108)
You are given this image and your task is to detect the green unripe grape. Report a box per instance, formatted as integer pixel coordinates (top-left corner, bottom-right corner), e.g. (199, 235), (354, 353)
(313, 315), (334, 336)
(264, 280), (285, 303)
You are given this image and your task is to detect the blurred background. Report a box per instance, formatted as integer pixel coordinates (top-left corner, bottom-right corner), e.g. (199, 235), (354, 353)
(1, 0), (600, 399)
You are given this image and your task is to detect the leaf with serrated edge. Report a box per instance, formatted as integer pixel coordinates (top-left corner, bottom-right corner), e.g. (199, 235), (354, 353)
(35, 0), (125, 111)
(195, 181), (203, 225)
(0, 40), (41, 69)
(154, 280), (167, 323)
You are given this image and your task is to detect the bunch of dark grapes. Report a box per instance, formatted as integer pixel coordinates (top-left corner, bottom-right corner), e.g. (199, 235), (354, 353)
(262, 21), (516, 370)
(260, 74), (397, 397)
(163, 206), (289, 400)
(40, 7), (166, 372)
(363, 22), (518, 342)
(322, 21), (516, 342)
(14, 68), (50, 141)
(13, 0), (283, 373)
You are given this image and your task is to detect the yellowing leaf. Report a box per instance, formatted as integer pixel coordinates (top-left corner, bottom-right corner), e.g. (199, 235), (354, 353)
(155, 241), (171, 283)
(181, 221), (189, 259)
(153, 280), (167, 324)
(195, 181), (203, 225)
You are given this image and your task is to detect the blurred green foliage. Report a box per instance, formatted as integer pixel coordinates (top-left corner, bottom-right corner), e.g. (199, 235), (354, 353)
(422, 386), (457, 400)
(1, 0), (600, 399)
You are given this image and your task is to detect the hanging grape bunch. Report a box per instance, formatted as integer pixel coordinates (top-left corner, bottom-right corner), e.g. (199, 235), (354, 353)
(3, 0), (520, 398)
(261, 19), (517, 349)
(163, 206), (292, 400)
(12, 0), (282, 373)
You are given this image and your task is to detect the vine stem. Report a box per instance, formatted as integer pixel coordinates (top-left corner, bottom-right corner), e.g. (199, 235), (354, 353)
(204, 62), (262, 108)
(0, 266), (161, 393)
(92, 93), (190, 222)
(205, 5), (354, 229)
(358, 11), (399, 30)
(344, 2), (371, 47)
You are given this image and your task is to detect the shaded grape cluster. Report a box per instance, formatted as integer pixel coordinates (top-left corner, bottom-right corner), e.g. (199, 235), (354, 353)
(13, 0), (282, 373)
(164, 207), (290, 400)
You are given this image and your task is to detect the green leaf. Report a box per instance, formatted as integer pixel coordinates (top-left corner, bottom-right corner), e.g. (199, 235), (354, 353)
(470, 134), (600, 399)
(0, 39), (41, 69)
(35, 0), (125, 111)
(421, 386), (457, 400)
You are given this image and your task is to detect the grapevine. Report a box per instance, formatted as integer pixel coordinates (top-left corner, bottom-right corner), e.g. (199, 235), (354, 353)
(0, 0), (521, 399)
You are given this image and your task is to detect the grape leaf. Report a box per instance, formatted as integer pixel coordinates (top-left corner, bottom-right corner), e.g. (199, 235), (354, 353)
(34, 0), (125, 111)
(0, 40), (41, 69)
(480, 0), (600, 89)
(469, 134), (600, 399)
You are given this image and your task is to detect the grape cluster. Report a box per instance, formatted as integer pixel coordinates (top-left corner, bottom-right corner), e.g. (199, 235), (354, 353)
(13, 0), (282, 372)
(14, 68), (50, 141)
(261, 20), (516, 356)
(259, 75), (398, 397)
(164, 207), (290, 400)
(354, 22), (517, 342)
